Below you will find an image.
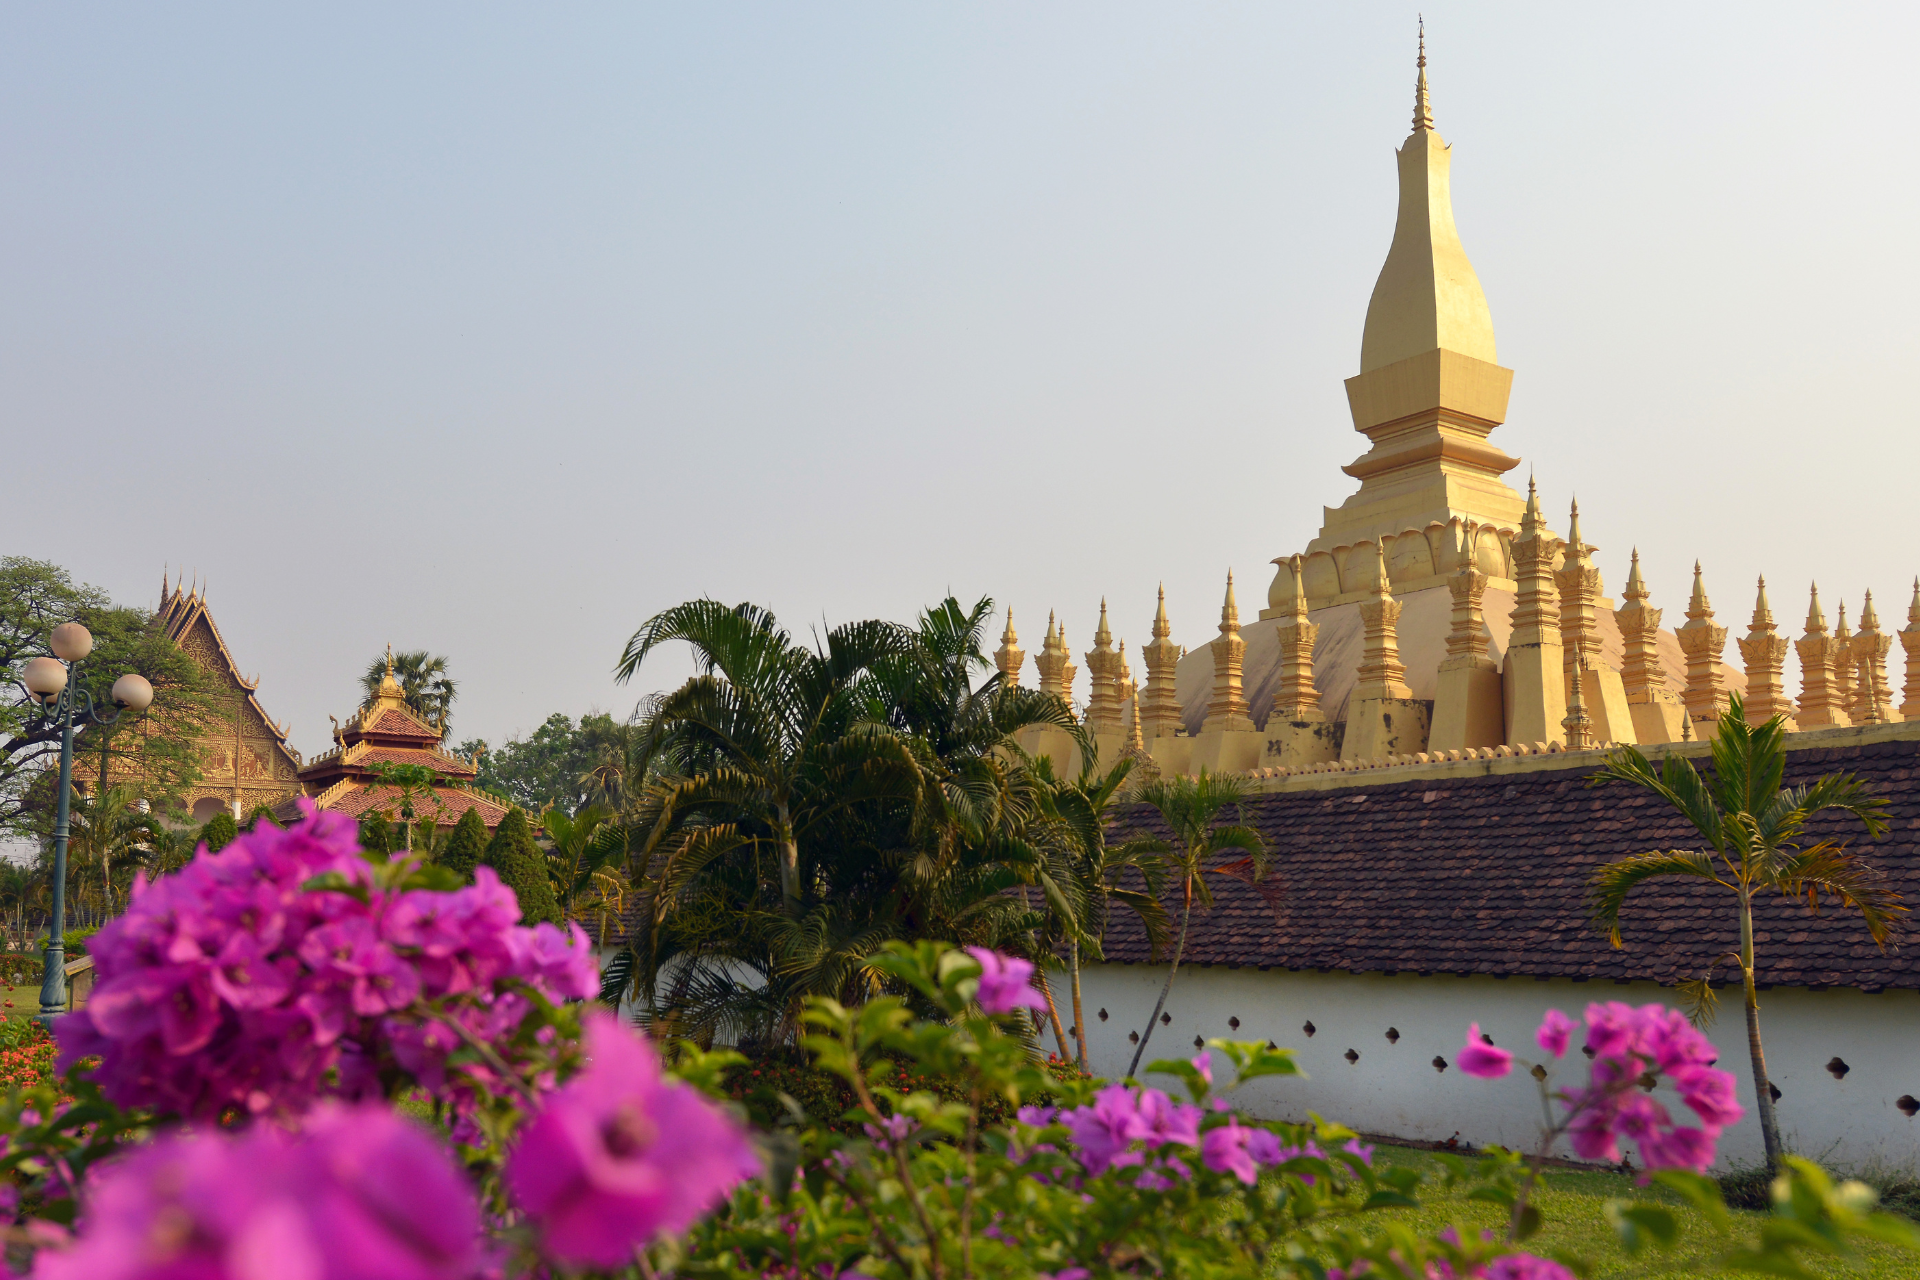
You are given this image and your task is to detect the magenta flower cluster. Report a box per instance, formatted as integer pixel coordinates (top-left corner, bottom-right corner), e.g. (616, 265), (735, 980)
(33, 1102), (486, 1280)
(1456, 1003), (1744, 1173)
(505, 1011), (761, 1267)
(57, 800), (600, 1121)
(1036, 1067), (1368, 1189)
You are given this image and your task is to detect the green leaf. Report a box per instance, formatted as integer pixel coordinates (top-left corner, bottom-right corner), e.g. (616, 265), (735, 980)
(297, 871), (370, 904)
(1208, 1037), (1303, 1086)
(1604, 1201), (1679, 1255)
(1144, 1057), (1210, 1104)
(1514, 1204), (1544, 1241)
(1650, 1168), (1731, 1233)
(1360, 1190), (1419, 1209)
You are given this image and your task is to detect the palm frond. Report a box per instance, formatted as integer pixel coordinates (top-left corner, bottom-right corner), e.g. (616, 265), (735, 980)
(1587, 849), (1726, 948)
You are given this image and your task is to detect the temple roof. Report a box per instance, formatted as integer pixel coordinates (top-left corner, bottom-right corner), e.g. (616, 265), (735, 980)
(1099, 732), (1920, 993)
(1358, 30), (1498, 374)
(274, 779), (510, 829)
(156, 575), (301, 764)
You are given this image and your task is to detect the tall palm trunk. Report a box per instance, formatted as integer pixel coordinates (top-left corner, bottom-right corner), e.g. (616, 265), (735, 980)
(1127, 883), (1193, 1079)
(1069, 939), (1088, 1070)
(775, 803), (801, 912)
(1740, 891), (1784, 1169)
(1035, 969), (1073, 1062)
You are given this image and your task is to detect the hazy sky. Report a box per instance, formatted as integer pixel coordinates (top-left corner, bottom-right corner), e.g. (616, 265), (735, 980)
(5, 4), (1917, 759)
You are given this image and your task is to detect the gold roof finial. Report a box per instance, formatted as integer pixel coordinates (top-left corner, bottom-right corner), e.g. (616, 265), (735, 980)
(1413, 15), (1433, 133)
(385, 642), (395, 676)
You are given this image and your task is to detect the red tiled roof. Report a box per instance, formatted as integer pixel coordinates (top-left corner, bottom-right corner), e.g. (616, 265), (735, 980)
(347, 747), (476, 776)
(1099, 737), (1920, 993)
(362, 709), (442, 740)
(274, 785), (511, 830)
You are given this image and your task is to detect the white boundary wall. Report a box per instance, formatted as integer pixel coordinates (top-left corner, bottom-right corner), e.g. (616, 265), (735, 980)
(1072, 964), (1920, 1171)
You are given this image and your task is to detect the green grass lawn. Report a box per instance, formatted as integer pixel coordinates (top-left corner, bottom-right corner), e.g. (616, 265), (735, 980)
(1366, 1144), (1918, 1279)
(0, 985), (40, 1020)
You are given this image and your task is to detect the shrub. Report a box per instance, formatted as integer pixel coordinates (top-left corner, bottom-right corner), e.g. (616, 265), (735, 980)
(196, 810), (237, 853)
(483, 807), (561, 926)
(438, 807), (488, 883)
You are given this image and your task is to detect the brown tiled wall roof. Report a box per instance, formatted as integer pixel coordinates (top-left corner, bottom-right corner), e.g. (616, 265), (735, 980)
(1101, 737), (1920, 992)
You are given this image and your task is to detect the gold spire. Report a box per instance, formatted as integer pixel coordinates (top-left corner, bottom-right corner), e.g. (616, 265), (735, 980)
(1862, 588), (1881, 633)
(1412, 17), (1433, 133)
(993, 608), (1024, 689)
(1806, 582), (1827, 633)
(1094, 597), (1112, 646)
(1751, 576), (1774, 629)
(1909, 577), (1920, 628)
(1623, 548), (1648, 603)
(1153, 583), (1171, 638)
(1565, 496), (1583, 556)
(1359, 21), (1496, 373)
(1519, 477), (1546, 537)
(1688, 561), (1709, 614)
(1220, 571), (1240, 630)
(1836, 600), (1851, 639)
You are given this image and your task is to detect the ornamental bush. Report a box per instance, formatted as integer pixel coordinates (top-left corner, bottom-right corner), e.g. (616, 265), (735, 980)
(197, 809), (238, 853)
(0, 812), (1912, 1279)
(438, 807), (488, 883)
(483, 807), (561, 926)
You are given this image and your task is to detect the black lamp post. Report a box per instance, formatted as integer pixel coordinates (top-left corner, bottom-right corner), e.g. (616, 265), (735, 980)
(19, 622), (152, 1027)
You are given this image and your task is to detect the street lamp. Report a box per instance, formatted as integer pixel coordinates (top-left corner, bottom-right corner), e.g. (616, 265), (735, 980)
(18, 622), (152, 1026)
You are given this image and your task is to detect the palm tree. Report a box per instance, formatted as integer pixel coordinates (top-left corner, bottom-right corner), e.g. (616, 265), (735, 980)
(65, 783), (161, 921)
(1125, 770), (1266, 1078)
(613, 596), (1079, 1046)
(1033, 753), (1170, 1069)
(361, 650), (457, 732)
(541, 804), (628, 918)
(1587, 696), (1901, 1172)
(618, 600), (919, 913)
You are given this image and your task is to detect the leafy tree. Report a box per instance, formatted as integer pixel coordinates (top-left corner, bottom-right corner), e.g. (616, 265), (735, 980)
(1125, 770), (1265, 1078)
(459, 712), (627, 815)
(358, 811), (393, 857)
(0, 558), (219, 838)
(361, 650), (456, 732)
(1587, 696), (1901, 1172)
(243, 803), (280, 831)
(437, 808), (488, 883)
(198, 810), (239, 855)
(484, 808), (561, 926)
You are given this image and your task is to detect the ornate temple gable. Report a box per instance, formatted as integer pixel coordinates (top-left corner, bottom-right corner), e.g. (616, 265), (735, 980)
(150, 575), (304, 819)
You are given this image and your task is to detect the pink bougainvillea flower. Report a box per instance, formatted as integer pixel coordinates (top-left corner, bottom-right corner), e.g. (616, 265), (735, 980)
(505, 1012), (760, 1267)
(1456, 1024), (1513, 1079)
(1535, 1009), (1575, 1059)
(32, 1101), (483, 1280)
(1190, 1050), (1213, 1085)
(962, 947), (1050, 1016)
(1062, 1083), (1152, 1174)
(1134, 1088), (1201, 1150)
(1200, 1118), (1261, 1185)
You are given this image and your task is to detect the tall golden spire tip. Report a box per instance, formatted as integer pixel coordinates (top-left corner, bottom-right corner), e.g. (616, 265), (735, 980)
(1412, 16), (1433, 132)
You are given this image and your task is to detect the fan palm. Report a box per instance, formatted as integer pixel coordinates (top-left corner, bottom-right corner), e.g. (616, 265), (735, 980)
(361, 650), (457, 731)
(1125, 770), (1266, 1079)
(1586, 696), (1901, 1172)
